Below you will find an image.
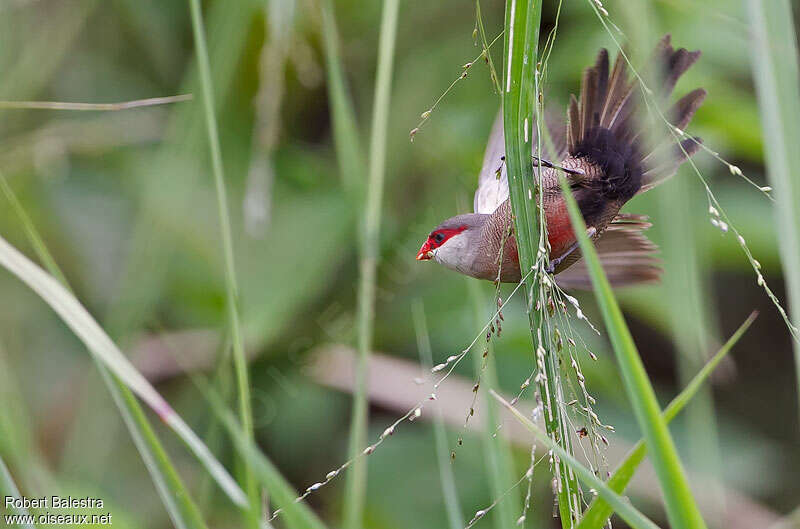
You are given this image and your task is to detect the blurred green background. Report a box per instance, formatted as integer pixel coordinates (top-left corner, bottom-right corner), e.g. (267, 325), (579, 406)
(0, 0), (797, 528)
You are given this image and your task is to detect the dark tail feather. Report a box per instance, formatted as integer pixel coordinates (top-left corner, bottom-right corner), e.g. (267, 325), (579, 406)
(640, 137), (703, 193)
(636, 88), (707, 193)
(599, 51), (633, 129)
(668, 88), (707, 132)
(567, 95), (580, 151)
(595, 49), (610, 113)
(580, 67), (598, 140)
(650, 35), (702, 102)
(567, 34), (705, 197)
(579, 49), (608, 137)
(568, 49), (623, 152)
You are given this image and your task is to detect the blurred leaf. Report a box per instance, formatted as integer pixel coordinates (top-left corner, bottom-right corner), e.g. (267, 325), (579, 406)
(105, 369), (210, 529)
(467, 281), (520, 529)
(0, 455), (34, 529)
(746, 0), (800, 416)
(560, 174), (706, 529)
(0, 0), (99, 103)
(202, 381), (329, 529)
(0, 172), (237, 528)
(492, 391), (661, 529)
(577, 312), (757, 529)
(412, 301), (464, 529)
(321, 0), (365, 197)
(187, 0), (258, 524)
(343, 1), (401, 528)
(0, 233), (247, 507)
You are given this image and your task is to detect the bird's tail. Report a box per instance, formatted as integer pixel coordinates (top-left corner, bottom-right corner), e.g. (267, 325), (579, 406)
(555, 213), (661, 290)
(566, 34), (706, 197)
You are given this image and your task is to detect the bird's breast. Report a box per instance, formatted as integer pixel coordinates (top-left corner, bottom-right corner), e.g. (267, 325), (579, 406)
(544, 197), (576, 261)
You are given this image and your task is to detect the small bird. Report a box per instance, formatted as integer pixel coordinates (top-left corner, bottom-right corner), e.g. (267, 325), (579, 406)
(416, 35), (706, 288)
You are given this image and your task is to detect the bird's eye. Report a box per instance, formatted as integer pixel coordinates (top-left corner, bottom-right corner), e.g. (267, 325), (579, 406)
(434, 232), (445, 243)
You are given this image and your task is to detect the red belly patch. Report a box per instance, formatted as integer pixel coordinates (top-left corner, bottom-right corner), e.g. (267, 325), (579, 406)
(545, 200), (576, 260)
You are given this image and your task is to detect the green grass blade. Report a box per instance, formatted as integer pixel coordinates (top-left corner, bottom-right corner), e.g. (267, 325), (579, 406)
(103, 0), (254, 340)
(467, 281), (520, 529)
(577, 312), (758, 529)
(412, 301), (464, 529)
(614, 3), (725, 503)
(195, 342), (235, 512)
(491, 390), (662, 529)
(0, 233), (246, 507)
(0, 175), (216, 528)
(0, 454), (34, 529)
(746, 0), (800, 421)
(502, 0), (540, 267)
(186, 0), (257, 523)
(343, 1), (400, 528)
(659, 172), (724, 498)
(200, 381), (329, 529)
(0, 347), (59, 501)
(104, 369), (209, 529)
(475, 0), (501, 93)
(559, 177), (707, 529)
(502, 1), (581, 524)
(320, 0), (365, 197)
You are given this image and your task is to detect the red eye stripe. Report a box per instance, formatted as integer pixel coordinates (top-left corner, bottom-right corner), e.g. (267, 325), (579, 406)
(428, 225), (467, 248)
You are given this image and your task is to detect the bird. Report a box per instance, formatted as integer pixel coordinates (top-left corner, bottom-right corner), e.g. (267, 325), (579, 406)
(416, 35), (706, 288)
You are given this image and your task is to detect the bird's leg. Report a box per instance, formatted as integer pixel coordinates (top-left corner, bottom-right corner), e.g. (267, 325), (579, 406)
(545, 227), (597, 274)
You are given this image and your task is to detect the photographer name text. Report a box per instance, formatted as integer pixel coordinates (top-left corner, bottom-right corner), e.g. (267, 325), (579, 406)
(4, 496), (111, 525)
(5, 495), (104, 510)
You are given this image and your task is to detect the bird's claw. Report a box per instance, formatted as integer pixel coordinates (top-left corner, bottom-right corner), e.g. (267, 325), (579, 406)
(544, 227), (597, 275)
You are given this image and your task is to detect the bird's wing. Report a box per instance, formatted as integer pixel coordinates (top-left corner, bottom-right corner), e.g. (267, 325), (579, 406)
(555, 213), (661, 290)
(473, 111), (566, 214)
(473, 113), (508, 214)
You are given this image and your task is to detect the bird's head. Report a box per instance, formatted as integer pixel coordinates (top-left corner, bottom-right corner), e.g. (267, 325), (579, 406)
(416, 214), (487, 275)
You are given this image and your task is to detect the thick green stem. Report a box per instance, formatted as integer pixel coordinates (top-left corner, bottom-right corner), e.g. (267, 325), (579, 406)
(502, 0), (581, 525)
(560, 176), (707, 529)
(343, 1), (400, 528)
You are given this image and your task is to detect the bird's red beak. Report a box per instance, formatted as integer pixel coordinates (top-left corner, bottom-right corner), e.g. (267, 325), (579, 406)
(416, 240), (433, 260)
